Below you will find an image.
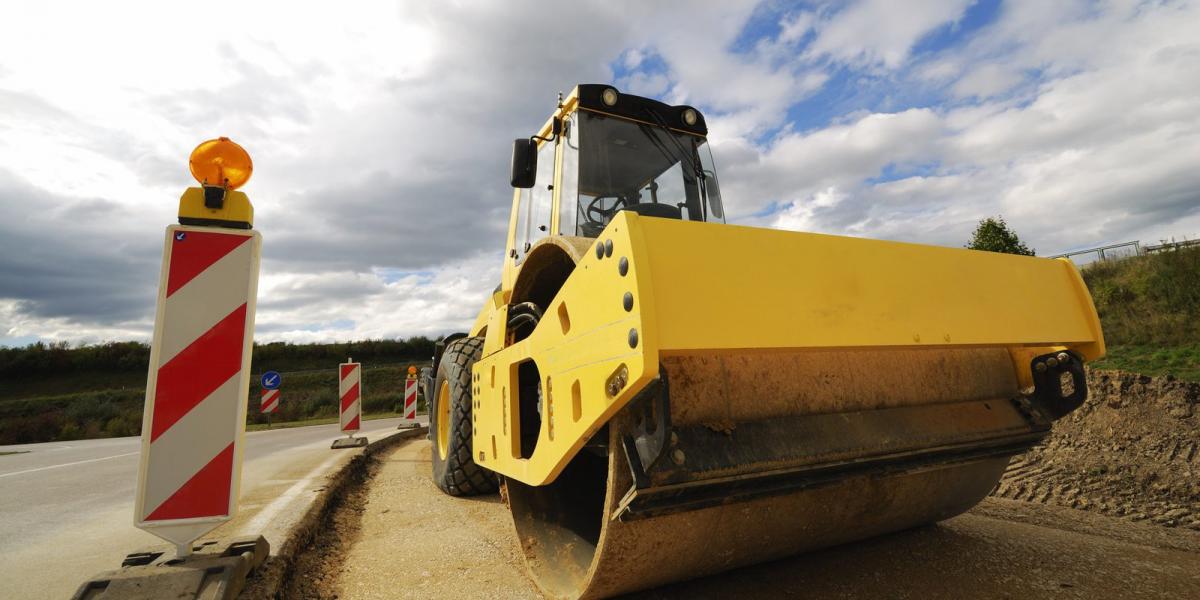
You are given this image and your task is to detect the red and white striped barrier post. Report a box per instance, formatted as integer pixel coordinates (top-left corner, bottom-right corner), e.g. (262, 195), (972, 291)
(333, 360), (367, 448)
(401, 365), (419, 428)
(134, 138), (261, 558)
(261, 388), (280, 426)
(261, 388), (280, 414)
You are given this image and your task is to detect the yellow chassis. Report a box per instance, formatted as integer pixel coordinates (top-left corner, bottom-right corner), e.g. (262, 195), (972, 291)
(470, 210), (1105, 486)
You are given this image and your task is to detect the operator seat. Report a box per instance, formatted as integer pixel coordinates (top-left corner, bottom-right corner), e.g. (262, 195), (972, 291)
(619, 203), (682, 220)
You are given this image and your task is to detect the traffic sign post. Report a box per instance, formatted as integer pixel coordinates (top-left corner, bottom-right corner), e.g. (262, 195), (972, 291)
(260, 371), (281, 428)
(133, 138), (262, 559)
(401, 365), (419, 429)
(332, 359), (367, 449)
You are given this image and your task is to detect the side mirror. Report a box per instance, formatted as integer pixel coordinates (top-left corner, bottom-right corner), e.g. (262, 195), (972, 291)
(510, 138), (537, 188)
(703, 170), (724, 220)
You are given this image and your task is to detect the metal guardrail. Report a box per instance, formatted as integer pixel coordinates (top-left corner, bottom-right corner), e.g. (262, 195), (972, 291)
(1049, 237), (1196, 266)
(1049, 241), (1143, 264)
(1144, 238), (1200, 253)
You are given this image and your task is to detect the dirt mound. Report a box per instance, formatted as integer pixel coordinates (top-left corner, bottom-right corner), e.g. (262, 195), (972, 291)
(993, 370), (1200, 530)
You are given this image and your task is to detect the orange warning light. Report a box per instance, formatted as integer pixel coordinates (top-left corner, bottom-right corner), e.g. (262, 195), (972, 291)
(189, 137), (253, 190)
(408, 366), (418, 375)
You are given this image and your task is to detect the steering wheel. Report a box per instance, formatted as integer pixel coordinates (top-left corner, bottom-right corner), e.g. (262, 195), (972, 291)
(586, 195), (626, 223)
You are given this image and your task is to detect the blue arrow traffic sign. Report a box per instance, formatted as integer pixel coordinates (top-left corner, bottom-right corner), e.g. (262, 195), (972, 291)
(261, 371), (281, 390)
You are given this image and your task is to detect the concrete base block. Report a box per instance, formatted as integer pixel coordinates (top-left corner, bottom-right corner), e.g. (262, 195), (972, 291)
(72, 535), (268, 600)
(331, 436), (369, 449)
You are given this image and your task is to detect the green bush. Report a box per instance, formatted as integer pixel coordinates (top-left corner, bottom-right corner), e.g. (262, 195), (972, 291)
(0, 340), (432, 443)
(59, 421), (83, 441)
(0, 335), (434, 443)
(0, 337), (435, 401)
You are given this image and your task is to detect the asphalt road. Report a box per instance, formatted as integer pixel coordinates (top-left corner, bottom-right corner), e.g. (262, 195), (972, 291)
(0, 417), (416, 600)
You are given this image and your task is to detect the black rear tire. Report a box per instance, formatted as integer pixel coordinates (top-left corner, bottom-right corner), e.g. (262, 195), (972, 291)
(430, 337), (498, 496)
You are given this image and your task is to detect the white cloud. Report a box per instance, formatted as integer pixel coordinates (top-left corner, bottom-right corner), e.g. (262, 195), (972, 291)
(771, 186), (849, 232)
(1, 0), (1198, 345)
(805, 0), (974, 68)
(0, 0), (633, 344)
(256, 252), (498, 343)
(718, 0), (1200, 255)
(722, 108), (945, 220)
(951, 63), (1024, 99)
(779, 11), (817, 44)
(0, 300), (150, 346)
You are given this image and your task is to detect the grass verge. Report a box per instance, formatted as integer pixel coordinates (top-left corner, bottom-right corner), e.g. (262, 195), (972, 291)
(1089, 343), (1200, 382)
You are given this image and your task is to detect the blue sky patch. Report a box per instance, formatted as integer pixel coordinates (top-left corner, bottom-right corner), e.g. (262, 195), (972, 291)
(373, 268), (437, 285)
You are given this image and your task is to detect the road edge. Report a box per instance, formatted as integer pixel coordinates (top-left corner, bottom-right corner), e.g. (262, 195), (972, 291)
(239, 426), (428, 599)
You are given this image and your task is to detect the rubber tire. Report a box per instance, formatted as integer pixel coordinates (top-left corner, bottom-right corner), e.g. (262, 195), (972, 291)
(430, 337), (498, 496)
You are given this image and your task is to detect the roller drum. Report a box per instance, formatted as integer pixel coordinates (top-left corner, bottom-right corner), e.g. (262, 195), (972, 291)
(506, 347), (1040, 599)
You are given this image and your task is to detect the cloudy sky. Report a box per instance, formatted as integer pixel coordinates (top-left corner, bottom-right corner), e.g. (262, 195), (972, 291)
(1, 0), (1198, 347)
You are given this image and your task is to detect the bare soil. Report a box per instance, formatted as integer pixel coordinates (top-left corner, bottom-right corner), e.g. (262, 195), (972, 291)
(994, 370), (1200, 529)
(275, 452), (374, 600)
(335, 441), (537, 599)
(241, 428), (429, 600)
(636, 499), (1200, 599)
(288, 370), (1200, 598)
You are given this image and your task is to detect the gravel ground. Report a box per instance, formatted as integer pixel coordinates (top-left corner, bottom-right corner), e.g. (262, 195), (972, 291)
(310, 439), (1198, 599)
(290, 369), (1200, 598)
(335, 441), (537, 600)
(638, 500), (1200, 600)
(994, 370), (1200, 529)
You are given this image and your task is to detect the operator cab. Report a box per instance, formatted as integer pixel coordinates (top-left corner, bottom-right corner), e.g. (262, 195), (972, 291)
(509, 85), (724, 262)
(573, 108), (724, 236)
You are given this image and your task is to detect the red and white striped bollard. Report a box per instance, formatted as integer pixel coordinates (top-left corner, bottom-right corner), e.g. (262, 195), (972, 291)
(261, 388), (280, 414)
(133, 138), (261, 558)
(333, 360), (367, 448)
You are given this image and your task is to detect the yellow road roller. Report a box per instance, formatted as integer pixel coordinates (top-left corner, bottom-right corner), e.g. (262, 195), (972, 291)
(426, 84), (1105, 599)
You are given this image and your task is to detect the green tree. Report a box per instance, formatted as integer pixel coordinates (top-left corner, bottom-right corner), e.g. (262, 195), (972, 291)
(966, 216), (1035, 256)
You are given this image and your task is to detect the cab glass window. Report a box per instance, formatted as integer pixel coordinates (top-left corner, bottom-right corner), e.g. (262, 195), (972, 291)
(559, 114), (580, 236)
(574, 110), (723, 238)
(516, 139), (556, 261)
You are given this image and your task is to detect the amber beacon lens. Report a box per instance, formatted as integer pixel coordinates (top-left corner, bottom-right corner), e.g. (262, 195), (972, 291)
(189, 137), (253, 190)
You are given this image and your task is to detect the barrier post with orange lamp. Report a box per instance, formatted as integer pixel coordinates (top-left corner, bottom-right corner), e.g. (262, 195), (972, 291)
(133, 138), (262, 557)
(73, 139), (269, 599)
(400, 366), (420, 428)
